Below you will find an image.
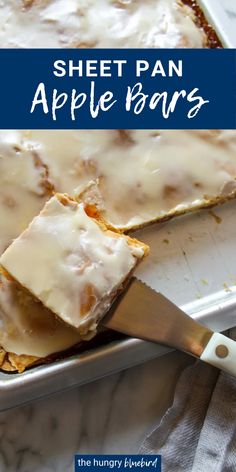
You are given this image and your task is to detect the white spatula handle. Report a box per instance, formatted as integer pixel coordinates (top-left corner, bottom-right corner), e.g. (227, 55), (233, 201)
(200, 333), (236, 377)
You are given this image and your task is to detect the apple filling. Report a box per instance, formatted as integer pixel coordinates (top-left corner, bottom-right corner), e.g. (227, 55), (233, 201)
(0, 194), (148, 333)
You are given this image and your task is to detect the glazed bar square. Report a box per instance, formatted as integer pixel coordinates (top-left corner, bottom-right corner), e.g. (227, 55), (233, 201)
(0, 194), (148, 334)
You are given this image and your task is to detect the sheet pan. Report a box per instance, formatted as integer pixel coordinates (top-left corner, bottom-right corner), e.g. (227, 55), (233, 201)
(0, 0), (236, 411)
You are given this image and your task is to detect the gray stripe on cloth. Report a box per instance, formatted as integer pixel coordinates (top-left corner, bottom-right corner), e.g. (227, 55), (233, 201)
(139, 361), (236, 471)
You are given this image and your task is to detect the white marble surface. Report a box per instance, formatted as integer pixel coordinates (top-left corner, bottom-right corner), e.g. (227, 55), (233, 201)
(0, 1), (236, 471)
(0, 352), (193, 471)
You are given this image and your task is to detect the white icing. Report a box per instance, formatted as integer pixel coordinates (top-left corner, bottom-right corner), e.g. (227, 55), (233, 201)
(2, 129), (236, 237)
(0, 195), (145, 330)
(24, 129), (236, 229)
(0, 0), (226, 360)
(0, 0), (206, 48)
(0, 272), (81, 357)
(0, 130), (52, 255)
(2, 127), (236, 357)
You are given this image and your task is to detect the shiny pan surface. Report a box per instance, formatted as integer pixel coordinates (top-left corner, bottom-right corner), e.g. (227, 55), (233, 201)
(0, 0), (235, 411)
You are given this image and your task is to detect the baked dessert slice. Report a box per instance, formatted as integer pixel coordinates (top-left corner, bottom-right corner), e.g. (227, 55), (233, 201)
(0, 269), (81, 372)
(76, 130), (236, 230)
(0, 0), (219, 49)
(0, 130), (53, 255)
(24, 129), (236, 231)
(0, 194), (148, 335)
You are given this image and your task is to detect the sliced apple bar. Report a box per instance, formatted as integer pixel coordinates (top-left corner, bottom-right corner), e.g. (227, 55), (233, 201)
(0, 194), (148, 335)
(0, 270), (82, 372)
(0, 130), (53, 255)
(1, 0), (213, 49)
(23, 130), (236, 232)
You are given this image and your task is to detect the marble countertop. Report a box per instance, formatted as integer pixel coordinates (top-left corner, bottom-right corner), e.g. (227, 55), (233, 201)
(0, 1), (236, 471)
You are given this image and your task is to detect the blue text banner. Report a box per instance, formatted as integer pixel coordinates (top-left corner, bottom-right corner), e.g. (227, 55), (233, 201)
(0, 48), (235, 129)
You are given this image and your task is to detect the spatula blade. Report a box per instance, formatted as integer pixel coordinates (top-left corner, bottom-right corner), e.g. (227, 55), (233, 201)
(103, 278), (213, 358)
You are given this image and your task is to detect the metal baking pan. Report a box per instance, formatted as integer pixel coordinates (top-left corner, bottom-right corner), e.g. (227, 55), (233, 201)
(0, 0), (236, 411)
(199, 0), (236, 47)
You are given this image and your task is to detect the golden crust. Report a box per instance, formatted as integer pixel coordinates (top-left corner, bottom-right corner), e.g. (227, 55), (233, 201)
(77, 180), (236, 233)
(0, 348), (6, 366)
(0, 0), (223, 375)
(8, 352), (39, 372)
(0, 347), (39, 373)
(181, 0), (222, 48)
(126, 186), (236, 232)
(0, 194), (149, 373)
(0, 271), (37, 373)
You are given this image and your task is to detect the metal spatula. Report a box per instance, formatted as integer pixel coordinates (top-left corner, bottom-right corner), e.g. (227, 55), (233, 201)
(102, 278), (236, 377)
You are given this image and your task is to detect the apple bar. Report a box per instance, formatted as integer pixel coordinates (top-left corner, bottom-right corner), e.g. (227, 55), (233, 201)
(0, 194), (149, 335)
(0, 0), (220, 49)
(0, 269), (82, 372)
